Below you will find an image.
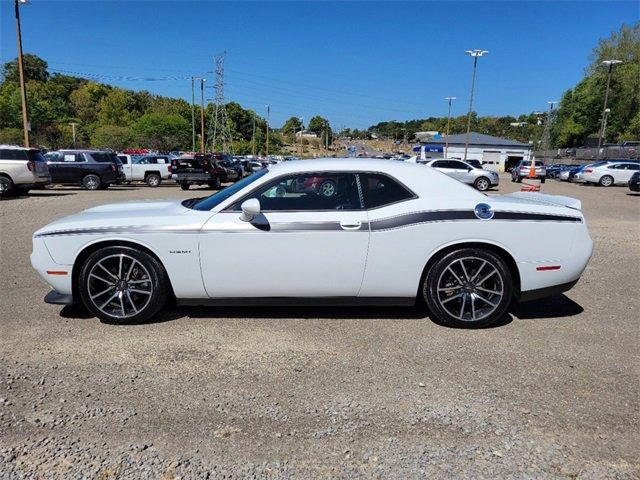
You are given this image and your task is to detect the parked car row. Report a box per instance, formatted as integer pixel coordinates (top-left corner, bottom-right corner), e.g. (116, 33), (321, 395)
(555, 160), (640, 187)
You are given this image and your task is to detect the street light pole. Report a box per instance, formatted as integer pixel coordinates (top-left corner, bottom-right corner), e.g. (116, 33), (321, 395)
(444, 96), (456, 158)
(596, 59), (622, 160)
(199, 78), (206, 153)
(14, 0), (30, 147)
(463, 49), (488, 161)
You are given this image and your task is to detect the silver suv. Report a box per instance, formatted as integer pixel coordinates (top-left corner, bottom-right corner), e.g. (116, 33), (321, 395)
(423, 158), (499, 191)
(511, 159), (546, 183)
(0, 145), (51, 197)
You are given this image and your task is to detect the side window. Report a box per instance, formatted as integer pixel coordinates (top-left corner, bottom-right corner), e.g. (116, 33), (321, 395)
(438, 161), (454, 169)
(239, 173), (362, 211)
(360, 173), (415, 209)
(628, 163), (640, 170)
(118, 156), (128, 164)
(449, 161), (468, 169)
(431, 161), (443, 168)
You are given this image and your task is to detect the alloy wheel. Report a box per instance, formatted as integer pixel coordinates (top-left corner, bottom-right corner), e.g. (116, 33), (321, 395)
(436, 256), (504, 322)
(86, 254), (154, 319)
(475, 178), (490, 191)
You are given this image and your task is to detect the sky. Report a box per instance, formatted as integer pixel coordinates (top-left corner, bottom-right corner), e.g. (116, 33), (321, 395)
(0, 1), (637, 129)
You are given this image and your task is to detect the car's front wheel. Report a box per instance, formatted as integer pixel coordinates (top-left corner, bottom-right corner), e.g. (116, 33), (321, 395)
(180, 182), (190, 191)
(0, 176), (14, 197)
(423, 248), (513, 328)
(474, 177), (490, 191)
(78, 246), (170, 324)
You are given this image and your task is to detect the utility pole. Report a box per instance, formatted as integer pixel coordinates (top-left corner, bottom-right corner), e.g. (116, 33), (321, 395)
(251, 111), (256, 156)
(199, 78), (205, 152)
(596, 59), (622, 160)
(463, 49), (488, 160)
(444, 96), (456, 158)
(68, 122), (78, 147)
(541, 101), (558, 161)
(190, 77), (196, 152)
(265, 105), (270, 157)
(14, 0), (30, 147)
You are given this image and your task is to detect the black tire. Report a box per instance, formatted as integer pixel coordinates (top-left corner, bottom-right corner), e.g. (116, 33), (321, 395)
(599, 175), (614, 187)
(474, 176), (491, 191)
(180, 183), (190, 191)
(82, 174), (101, 190)
(541, 177), (546, 184)
(146, 173), (161, 187)
(78, 246), (169, 324)
(208, 176), (221, 189)
(423, 248), (513, 328)
(98, 183), (110, 190)
(15, 186), (30, 196)
(0, 176), (14, 197)
(516, 176), (522, 183)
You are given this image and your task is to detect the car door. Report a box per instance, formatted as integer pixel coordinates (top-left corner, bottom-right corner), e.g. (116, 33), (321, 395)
(615, 163), (638, 184)
(199, 172), (369, 298)
(448, 160), (473, 183)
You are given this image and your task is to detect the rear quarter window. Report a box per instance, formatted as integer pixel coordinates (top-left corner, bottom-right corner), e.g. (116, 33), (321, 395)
(0, 149), (28, 161)
(360, 173), (415, 209)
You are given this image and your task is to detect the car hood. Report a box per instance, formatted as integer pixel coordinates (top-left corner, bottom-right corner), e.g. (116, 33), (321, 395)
(34, 200), (209, 237)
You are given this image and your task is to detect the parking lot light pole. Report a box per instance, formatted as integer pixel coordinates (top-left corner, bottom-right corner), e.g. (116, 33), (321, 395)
(596, 60), (622, 160)
(14, 0), (30, 147)
(463, 50), (488, 161)
(444, 96), (456, 158)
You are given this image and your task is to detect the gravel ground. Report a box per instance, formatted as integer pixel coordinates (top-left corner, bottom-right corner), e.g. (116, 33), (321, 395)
(1, 176), (639, 479)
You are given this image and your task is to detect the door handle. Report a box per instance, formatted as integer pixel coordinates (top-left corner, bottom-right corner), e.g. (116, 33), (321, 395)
(340, 221), (362, 230)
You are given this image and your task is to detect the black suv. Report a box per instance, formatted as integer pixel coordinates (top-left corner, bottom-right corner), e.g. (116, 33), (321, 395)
(45, 150), (125, 190)
(171, 153), (240, 190)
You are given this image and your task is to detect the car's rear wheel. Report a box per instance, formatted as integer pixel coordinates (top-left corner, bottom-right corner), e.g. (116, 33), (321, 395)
(82, 174), (101, 190)
(79, 246), (169, 324)
(180, 182), (190, 191)
(208, 177), (221, 189)
(146, 173), (161, 187)
(474, 177), (490, 191)
(599, 175), (614, 187)
(423, 248), (513, 328)
(0, 176), (15, 197)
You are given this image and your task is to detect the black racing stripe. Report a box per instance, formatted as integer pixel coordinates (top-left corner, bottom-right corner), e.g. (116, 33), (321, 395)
(370, 210), (476, 231)
(270, 221), (344, 231)
(493, 212), (581, 222)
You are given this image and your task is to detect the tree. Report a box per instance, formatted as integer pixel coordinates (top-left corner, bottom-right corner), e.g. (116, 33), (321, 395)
(1, 54), (49, 83)
(133, 113), (190, 151)
(91, 125), (133, 151)
(97, 89), (135, 126)
(282, 116), (302, 141)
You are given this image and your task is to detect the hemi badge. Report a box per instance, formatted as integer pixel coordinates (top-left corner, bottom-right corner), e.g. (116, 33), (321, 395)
(536, 265), (561, 271)
(46, 271), (68, 275)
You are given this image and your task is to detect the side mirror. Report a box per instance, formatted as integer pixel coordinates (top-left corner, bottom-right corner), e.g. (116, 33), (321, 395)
(240, 198), (260, 222)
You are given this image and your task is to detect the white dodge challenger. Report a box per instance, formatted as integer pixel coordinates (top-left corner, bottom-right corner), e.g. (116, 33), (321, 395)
(31, 158), (593, 328)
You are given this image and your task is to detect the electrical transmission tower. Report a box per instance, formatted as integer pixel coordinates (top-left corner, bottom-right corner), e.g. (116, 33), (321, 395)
(207, 52), (233, 153)
(540, 101), (557, 158)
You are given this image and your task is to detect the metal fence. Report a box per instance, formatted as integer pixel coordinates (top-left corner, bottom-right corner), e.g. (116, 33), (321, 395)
(535, 145), (639, 164)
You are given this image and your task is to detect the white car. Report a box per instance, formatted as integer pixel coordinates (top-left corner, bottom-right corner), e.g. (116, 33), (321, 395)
(423, 159), (499, 191)
(117, 154), (172, 187)
(31, 158), (593, 328)
(581, 161), (640, 186)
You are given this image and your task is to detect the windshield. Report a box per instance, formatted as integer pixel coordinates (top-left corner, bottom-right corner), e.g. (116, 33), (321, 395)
(188, 169), (269, 211)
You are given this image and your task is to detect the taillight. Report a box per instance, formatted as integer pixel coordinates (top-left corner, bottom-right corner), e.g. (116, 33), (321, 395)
(585, 168), (593, 173)
(27, 161), (35, 172)
(111, 163), (117, 172)
(203, 159), (209, 168)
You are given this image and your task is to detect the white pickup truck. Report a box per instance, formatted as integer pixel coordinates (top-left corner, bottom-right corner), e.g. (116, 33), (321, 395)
(116, 154), (172, 187)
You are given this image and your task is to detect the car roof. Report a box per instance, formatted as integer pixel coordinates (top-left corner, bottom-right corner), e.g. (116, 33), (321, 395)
(268, 157), (481, 199)
(0, 144), (40, 151)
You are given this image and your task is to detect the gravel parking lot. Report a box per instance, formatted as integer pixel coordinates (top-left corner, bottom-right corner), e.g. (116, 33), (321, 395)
(1, 176), (638, 479)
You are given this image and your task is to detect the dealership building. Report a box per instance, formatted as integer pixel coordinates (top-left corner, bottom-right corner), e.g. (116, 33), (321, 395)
(414, 132), (533, 172)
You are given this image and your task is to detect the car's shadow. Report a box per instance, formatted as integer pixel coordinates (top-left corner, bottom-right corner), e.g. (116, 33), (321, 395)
(1, 191), (76, 201)
(59, 294), (583, 329)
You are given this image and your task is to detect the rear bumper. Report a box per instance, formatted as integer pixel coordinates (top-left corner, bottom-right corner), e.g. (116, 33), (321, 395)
(175, 173), (213, 183)
(518, 279), (579, 302)
(629, 182), (640, 192)
(44, 289), (75, 305)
